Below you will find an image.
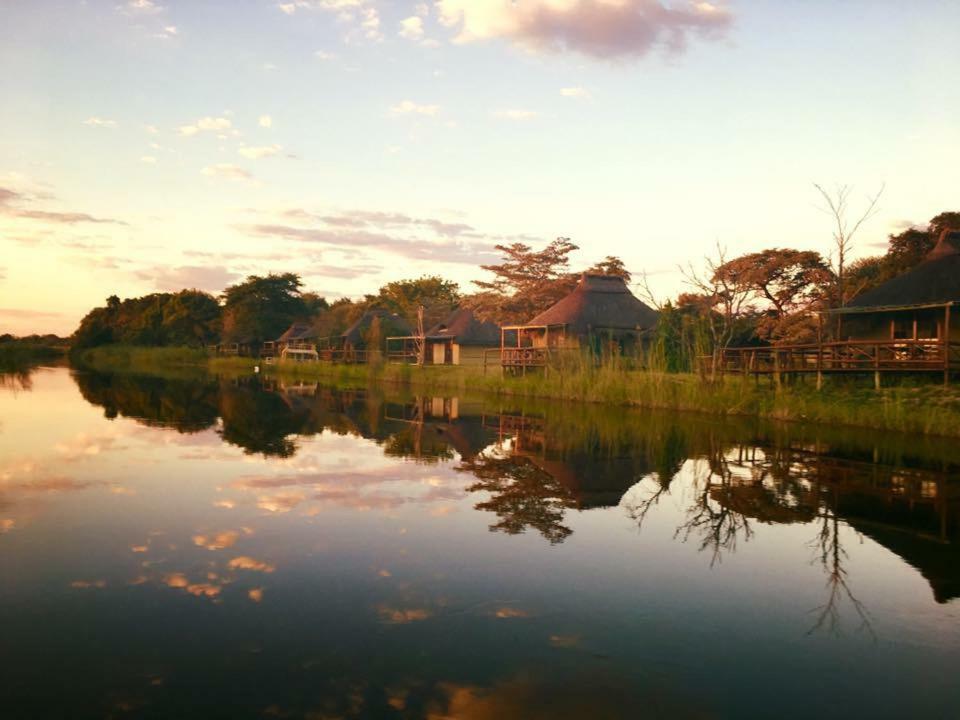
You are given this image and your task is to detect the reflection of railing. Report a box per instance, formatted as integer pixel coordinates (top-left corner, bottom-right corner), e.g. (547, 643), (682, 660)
(705, 340), (960, 379)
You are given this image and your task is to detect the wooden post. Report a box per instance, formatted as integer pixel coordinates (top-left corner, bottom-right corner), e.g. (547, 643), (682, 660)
(816, 313), (824, 391)
(773, 350), (781, 390)
(874, 343), (881, 390)
(944, 303), (951, 386)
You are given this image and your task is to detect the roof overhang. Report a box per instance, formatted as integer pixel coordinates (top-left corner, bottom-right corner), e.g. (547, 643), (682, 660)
(821, 301), (957, 315)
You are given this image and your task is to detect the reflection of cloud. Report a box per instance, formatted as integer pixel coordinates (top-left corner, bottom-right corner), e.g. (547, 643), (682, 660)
(549, 634), (581, 648)
(436, 0), (732, 60)
(377, 605), (432, 624)
(248, 587), (264, 603)
(228, 556), (276, 573)
(192, 529), (243, 550)
(70, 579), (107, 589)
(256, 492), (306, 513)
(493, 607), (530, 619)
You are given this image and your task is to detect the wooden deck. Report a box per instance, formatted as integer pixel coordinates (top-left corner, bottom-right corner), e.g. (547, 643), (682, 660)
(708, 339), (960, 384)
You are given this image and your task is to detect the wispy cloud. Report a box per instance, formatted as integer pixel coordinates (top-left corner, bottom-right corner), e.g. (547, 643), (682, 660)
(399, 16), (424, 40)
(258, 115), (273, 128)
(436, 0), (732, 60)
(178, 116), (233, 136)
(0, 187), (127, 225)
(82, 117), (117, 128)
(560, 86), (590, 98)
(120, 0), (164, 15)
(238, 144), (283, 159)
(201, 163), (253, 181)
(390, 100), (440, 117)
(134, 265), (239, 292)
(493, 109), (538, 121)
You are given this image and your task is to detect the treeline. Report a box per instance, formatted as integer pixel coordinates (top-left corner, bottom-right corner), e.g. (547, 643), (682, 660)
(69, 211), (959, 371)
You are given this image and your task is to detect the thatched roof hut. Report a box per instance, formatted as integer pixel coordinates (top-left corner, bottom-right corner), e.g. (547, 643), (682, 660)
(426, 308), (500, 346)
(277, 322), (317, 343)
(341, 309), (413, 349)
(525, 273), (659, 335)
(840, 229), (960, 313)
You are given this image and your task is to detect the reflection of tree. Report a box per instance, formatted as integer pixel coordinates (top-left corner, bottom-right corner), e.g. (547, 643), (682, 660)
(676, 458), (754, 566)
(383, 423), (455, 464)
(807, 504), (873, 638)
(459, 452), (576, 545)
(72, 370), (219, 432)
(218, 382), (310, 457)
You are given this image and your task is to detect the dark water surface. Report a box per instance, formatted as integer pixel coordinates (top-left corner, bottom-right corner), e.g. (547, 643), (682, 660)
(2, 366), (960, 719)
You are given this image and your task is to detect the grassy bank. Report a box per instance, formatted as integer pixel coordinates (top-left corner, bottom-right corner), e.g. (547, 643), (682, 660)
(73, 345), (960, 437)
(0, 341), (67, 372)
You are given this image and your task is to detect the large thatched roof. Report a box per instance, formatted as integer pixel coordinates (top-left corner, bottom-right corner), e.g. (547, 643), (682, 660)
(341, 309), (413, 347)
(524, 274), (658, 333)
(841, 229), (960, 312)
(277, 322), (317, 342)
(426, 308), (500, 346)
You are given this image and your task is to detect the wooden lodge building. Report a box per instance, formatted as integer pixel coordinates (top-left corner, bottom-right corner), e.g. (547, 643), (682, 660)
(267, 310), (412, 364)
(386, 308), (500, 366)
(718, 228), (960, 384)
(500, 273), (659, 370)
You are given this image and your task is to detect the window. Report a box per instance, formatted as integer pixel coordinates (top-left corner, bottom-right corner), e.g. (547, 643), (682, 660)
(917, 318), (939, 340)
(892, 318), (912, 340)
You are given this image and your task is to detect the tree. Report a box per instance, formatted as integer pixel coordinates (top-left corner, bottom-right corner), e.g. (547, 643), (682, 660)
(221, 273), (306, 344)
(587, 255), (632, 281)
(813, 182), (884, 308)
(468, 237), (579, 324)
(372, 276), (460, 328)
(713, 249), (833, 343)
(680, 243), (756, 380)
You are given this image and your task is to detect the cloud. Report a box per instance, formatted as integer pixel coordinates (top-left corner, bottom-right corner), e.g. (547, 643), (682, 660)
(11, 209), (127, 225)
(493, 109), (538, 120)
(389, 100), (441, 116)
(238, 144), (283, 159)
(399, 16), (424, 40)
(0, 308), (66, 319)
(135, 265), (239, 292)
(436, 0), (732, 60)
(560, 86), (589, 98)
(0, 187), (21, 206)
(258, 115), (273, 128)
(82, 117), (117, 128)
(178, 116), (233, 136)
(201, 163), (253, 181)
(121, 0), (164, 14)
(314, 50), (336, 60)
(227, 555), (276, 573)
(140, 156), (157, 164)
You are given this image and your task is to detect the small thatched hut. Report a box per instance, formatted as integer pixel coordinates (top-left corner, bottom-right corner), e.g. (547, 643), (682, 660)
(831, 228), (960, 343)
(502, 273), (659, 354)
(276, 321), (320, 361)
(387, 308), (500, 365)
(340, 309), (413, 353)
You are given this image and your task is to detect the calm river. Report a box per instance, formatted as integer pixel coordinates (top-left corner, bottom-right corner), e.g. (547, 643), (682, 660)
(2, 366), (959, 719)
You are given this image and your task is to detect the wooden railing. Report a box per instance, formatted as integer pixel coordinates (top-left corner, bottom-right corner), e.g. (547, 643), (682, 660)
(706, 339), (960, 377)
(499, 347), (551, 369)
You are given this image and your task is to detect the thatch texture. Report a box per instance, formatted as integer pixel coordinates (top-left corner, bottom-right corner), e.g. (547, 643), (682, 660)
(525, 274), (658, 333)
(426, 308), (500, 346)
(277, 322), (317, 342)
(844, 229), (960, 311)
(341, 310), (413, 348)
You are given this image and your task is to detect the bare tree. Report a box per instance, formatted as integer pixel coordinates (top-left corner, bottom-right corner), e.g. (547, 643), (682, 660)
(813, 182), (885, 309)
(680, 242), (754, 381)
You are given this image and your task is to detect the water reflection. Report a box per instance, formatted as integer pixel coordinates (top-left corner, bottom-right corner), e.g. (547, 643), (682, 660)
(3, 368), (960, 717)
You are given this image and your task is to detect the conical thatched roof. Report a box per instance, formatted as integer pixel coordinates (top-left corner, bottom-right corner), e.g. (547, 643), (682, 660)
(341, 309), (413, 347)
(277, 322), (316, 342)
(426, 308), (500, 346)
(843, 229), (960, 312)
(525, 274), (658, 333)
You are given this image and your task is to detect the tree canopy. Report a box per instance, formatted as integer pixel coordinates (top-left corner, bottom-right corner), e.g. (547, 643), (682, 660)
(221, 273), (306, 344)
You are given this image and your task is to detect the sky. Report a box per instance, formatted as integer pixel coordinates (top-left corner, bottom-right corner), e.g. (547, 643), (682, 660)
(1, 0), (959, 335)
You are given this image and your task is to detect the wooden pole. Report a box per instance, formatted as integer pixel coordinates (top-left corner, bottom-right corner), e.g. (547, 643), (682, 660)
(816, 313), (824, 391)
(874, 343), (881, 390)
(945, 303), (951, 386)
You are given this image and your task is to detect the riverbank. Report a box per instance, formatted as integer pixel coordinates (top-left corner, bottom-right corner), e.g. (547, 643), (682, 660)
(71, 345), (960, 437)
(0, 340), (67, 372)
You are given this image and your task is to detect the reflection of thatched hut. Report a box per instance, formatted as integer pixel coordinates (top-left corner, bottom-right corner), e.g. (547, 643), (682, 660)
(386, 308), (500, 365)
(831, 229), (960, 344)
(502, 274), (659, 355)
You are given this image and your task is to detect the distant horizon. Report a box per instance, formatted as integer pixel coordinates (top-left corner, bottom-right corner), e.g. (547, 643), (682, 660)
(3, 0), (959, 335)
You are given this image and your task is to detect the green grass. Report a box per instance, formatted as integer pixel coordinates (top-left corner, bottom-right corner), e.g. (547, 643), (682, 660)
(70, 345), (960, 437)
(0, 341), (66, 372)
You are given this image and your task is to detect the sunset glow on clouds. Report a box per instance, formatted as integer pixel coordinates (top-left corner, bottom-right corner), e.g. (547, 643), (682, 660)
(2, 1), (959, 334)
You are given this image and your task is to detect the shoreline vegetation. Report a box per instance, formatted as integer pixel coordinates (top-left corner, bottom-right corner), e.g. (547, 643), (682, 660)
(69, 344), (960, 438)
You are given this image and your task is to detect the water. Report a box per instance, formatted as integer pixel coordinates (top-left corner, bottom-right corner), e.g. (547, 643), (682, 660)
(2, 366), (959, 719)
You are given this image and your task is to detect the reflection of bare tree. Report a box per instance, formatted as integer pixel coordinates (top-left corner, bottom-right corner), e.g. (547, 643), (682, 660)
(677, 459), (754, 566)
(807, 506), (874, 638)
(459, 452), (576, 545)
(624, 476), (672, 531)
